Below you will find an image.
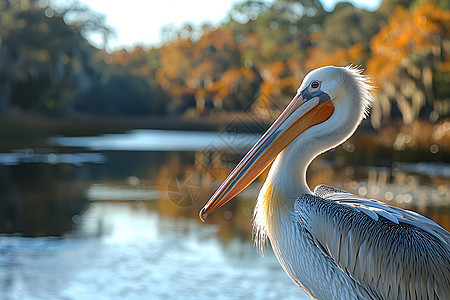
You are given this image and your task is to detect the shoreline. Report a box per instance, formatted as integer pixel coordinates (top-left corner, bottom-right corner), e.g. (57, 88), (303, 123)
(0, 114), (448, 158)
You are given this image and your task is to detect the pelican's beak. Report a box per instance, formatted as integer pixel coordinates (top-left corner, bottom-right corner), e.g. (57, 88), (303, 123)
(199, 92), (334, 221)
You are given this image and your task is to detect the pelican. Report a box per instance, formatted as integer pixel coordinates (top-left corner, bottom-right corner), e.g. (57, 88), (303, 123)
(199, 66), (450, 299)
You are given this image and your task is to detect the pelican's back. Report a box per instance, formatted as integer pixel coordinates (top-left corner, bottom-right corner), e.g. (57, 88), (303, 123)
(295, 185), (450, 299)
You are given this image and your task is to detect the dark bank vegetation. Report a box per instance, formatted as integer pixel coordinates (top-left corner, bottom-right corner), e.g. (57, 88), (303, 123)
(0, 0), (448, 152)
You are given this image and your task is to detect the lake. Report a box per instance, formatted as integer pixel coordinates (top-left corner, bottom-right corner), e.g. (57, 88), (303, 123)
(0, 129), (449, 299)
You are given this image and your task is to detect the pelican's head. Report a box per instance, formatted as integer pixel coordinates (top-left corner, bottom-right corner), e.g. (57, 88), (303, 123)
(200, 65), (373, 221)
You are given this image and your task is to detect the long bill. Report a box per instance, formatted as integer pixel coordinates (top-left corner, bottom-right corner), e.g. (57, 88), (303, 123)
(199, 93), (335, 222)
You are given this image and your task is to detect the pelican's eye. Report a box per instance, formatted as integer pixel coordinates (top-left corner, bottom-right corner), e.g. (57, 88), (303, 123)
(309, 80), (321, 91)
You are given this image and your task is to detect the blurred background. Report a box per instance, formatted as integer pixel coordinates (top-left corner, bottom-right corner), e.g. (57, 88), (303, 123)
(0, 0), (449, 299)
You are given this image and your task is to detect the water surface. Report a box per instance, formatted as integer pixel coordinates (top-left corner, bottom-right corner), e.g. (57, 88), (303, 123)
(0, 203), (304, 299)
(0, 129), (448, 299)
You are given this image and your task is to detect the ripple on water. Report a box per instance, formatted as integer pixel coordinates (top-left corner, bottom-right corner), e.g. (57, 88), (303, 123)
(0, 202), (308, 300)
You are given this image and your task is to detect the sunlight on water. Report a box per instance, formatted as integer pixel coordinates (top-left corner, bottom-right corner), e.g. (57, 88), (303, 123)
(0, 129), (448, 300)
(0, 203), (308, 300)
(49, 129), (260, 151)
(86, 184), (160, 201)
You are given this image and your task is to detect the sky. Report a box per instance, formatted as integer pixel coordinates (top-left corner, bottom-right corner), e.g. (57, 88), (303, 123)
(75, 0), (382, 51)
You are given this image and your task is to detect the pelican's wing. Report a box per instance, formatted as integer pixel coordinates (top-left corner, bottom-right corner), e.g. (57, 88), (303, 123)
(295, 184), (450, 299)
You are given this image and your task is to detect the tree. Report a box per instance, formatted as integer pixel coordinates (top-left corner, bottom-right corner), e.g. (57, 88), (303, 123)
(318, 4), (384, 52)
(368, 3), (450, 127)
(75, 73), (164, 116)
(94, 47), (169, 116)
(0, 0), (112, 115)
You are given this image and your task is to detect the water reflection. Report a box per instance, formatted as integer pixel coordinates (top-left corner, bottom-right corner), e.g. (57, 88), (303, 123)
(0, 203), (305, 299)
(0, 149), (105, 166)
(0, 162), (89, 236)
(0, 129), (448, 299)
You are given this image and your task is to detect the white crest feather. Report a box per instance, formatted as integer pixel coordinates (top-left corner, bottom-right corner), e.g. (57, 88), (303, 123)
(343, 65), (374, 120)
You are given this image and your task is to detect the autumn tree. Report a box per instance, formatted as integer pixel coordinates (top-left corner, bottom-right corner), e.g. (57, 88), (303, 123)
(221, 0), (329, 115)
(367, 3), (450, 127)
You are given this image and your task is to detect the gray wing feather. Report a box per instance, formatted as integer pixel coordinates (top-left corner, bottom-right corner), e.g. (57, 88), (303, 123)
(295, 184), (450, 300)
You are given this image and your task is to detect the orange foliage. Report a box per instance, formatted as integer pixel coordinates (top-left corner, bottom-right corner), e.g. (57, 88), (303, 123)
(193, 29), (237, 58)
(214, 67), (257, 99)
(158, 39), (193, 83)
(367, 3), (450, 83)
(105, 47), (152, 78)
(259, 61), (287, 96)
(192, 66), (261, 114)
(99, 2), (448, 121)
(304, 44), (364, 70)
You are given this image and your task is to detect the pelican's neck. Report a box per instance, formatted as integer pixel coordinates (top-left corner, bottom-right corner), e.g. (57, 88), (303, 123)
(253, 130), (329, 249)
(269, 140), (314, 200)
(254, 95), (364, 248)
